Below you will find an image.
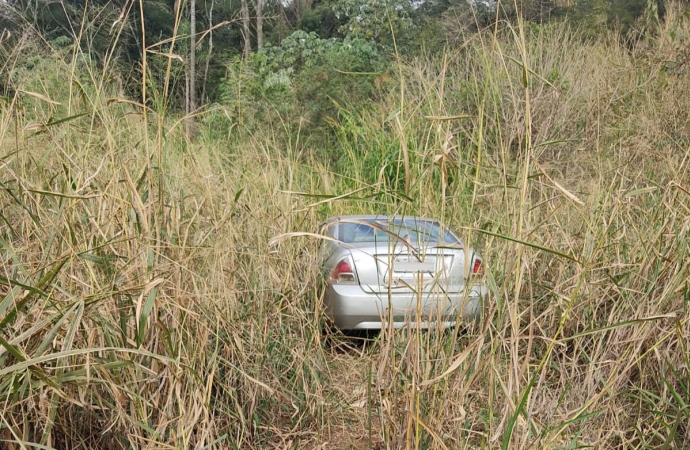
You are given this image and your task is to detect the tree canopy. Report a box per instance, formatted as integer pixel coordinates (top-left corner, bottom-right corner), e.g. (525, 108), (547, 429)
(0, 0), (666, 110)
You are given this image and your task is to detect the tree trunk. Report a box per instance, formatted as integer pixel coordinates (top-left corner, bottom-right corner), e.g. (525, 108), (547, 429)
(189, 0), (196, 112)
(201, 0), (214, 102)
(294, 0), (314, 23)
(241, 0), (251, 57)
(252, 0), (264, 51)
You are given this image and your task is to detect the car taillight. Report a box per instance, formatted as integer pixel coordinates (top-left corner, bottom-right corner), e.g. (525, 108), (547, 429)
(331, 258), (356, 283)
(471, 258), (484, 278)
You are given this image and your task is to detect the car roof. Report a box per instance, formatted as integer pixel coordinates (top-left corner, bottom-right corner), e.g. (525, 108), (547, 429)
(323, 215), (442, 223)
(318, 215), (450, 235)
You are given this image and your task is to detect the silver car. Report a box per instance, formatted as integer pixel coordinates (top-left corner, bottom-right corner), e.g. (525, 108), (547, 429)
(318, 215), (487, 330)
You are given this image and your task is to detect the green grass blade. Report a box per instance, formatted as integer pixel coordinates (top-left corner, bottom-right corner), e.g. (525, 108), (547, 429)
(463, 227), (581, 263)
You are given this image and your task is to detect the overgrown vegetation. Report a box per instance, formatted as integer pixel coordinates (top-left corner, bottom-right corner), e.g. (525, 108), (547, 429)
(0, 0), (689, 448)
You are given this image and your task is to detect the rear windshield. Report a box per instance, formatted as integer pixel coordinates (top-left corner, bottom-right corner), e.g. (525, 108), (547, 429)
(333, 218), (460, 245)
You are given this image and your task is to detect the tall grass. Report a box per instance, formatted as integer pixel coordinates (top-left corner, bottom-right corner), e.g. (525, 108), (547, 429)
(1, 3), (689, 449)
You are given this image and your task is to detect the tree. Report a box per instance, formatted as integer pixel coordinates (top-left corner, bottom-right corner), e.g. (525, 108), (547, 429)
(332, 0), (416, 47)
(564, 0), (664, 38)
(251, 0), (264, 50)
(201, 0), (215, 102)
(504, 0), (560, 22)
(189, 0), (197, 115)
(241, 0), (251, 57)
(295, 1), (345, 38)
(293, 0), (314, 23)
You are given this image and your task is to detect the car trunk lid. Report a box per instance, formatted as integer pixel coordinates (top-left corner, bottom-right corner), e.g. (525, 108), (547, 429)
(350, 243), (468, 294)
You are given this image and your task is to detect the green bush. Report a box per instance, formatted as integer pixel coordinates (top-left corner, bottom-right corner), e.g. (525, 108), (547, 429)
(218, 31), (384, 148)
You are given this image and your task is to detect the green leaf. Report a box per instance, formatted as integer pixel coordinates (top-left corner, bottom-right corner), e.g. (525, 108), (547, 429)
(0, 259), (66, 332)
(625, 187), (658, 198)
(560, 314), (675, 341)
(464, 227), (581, 263)
(29, 112), (88, 136)
(34, 301), (83, 358)
(385, 109), (401, 122)
(60, 360), (134, 383)
(0, 347), (177, 377)
(78, 252), (118, 264)
(137, 284), (161, 346)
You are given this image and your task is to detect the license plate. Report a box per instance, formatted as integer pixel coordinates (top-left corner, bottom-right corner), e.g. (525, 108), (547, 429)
(393, 259), (435, 273)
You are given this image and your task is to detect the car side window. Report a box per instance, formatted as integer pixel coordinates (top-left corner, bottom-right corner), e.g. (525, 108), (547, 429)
(338, 222), (380, 243)
(338, 222), (356, 243)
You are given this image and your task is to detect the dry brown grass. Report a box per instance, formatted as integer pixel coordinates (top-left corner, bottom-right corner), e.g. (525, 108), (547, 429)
(0, 3), (689, 449)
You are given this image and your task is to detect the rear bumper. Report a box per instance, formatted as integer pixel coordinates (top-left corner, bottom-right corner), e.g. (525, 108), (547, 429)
(324, 283), (487, 330)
